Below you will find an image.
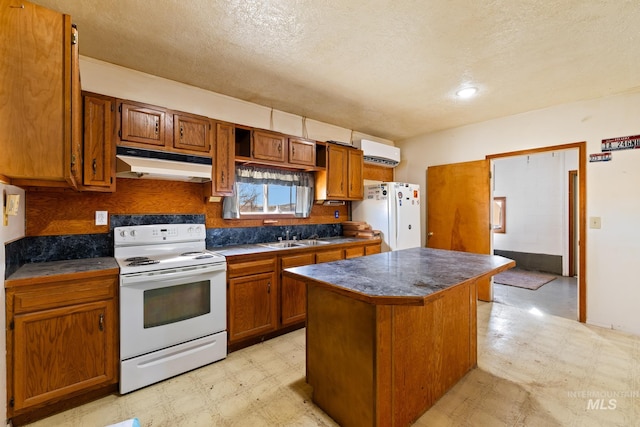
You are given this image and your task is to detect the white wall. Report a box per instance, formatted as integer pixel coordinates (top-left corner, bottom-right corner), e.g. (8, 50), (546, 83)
(493, 150), (578, 275)
(0, 183), (26, 424)
(79, 57), (393, 146)
(395, 91), (640, 335)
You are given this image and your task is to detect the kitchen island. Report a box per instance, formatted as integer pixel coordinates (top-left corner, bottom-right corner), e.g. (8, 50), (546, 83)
(283, 247), (514, 427)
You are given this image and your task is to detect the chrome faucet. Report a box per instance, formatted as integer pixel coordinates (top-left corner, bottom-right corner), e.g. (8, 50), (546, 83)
(308, 233), (319, 240)
(286, 230), (290, 241)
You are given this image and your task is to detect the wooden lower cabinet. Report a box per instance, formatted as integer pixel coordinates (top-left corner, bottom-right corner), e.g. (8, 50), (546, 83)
(228, 271), (278, 342)
(226, 240), (381, 351)
(6, 273), (118, 422)
(227, 257), (278, 345)
(280, 253), (315, 327)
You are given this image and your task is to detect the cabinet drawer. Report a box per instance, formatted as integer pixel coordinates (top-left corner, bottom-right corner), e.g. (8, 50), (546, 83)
(281, 253), (315, 269)
(11, 276), (117, 315)
(227, 257), (277, 278)
(316, 249), (344, 264)
(345, 246), (365, 259)
(365, 244), (382, 255)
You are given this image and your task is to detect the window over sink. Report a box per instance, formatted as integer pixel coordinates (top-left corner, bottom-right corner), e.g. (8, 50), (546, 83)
(223, 165), (314, 218)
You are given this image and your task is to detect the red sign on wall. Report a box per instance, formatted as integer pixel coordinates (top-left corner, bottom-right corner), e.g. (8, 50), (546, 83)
(601, 134), (640, 151)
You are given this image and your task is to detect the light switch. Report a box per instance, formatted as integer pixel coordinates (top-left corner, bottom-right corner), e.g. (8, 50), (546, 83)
(96, 211), (108, 226)
(589, 216), (601, 229)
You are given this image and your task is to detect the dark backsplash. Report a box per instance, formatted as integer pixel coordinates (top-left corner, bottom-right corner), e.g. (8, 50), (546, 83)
(5, 214), (342, 278)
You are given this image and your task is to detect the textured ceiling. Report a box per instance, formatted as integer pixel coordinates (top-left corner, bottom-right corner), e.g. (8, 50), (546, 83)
(31, 0), (640, 141)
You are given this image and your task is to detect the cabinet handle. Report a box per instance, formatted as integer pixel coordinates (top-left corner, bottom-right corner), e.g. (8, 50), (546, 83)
(180, 125), (184, 139)
(155, 121), (159, 134)
(92, 158), (97, 174)
(221, 171), (225, 183)
(267, 282), (271, 294)
(277, 143), (281, 153)
(99, 313), (104, 331)
(292, 146), (295, 156)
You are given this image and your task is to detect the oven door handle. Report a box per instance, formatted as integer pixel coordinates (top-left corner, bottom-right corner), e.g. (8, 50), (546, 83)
(121, 263), (226, 286)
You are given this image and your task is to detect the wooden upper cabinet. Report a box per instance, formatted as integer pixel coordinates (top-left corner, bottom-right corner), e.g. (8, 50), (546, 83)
(315, 144), (364, 201)
(0, 2), (79, 187)
(288, 137), (316, 167)
(347, 148), (364, 199)
(211, 122), (235, 196)
(81, 92), (115, 191)
(326, 145), (349, 198)
(118, 101), (166, 148)
(253, 130), (286, 163)
(172, 113), (210, 153)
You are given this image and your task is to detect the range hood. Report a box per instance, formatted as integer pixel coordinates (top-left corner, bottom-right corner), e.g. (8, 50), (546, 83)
(116, 147), (212, 183)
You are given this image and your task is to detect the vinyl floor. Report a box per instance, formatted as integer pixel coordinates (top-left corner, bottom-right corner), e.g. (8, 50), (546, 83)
(25, 300), (639, 427)
(493, 274), (578, 320)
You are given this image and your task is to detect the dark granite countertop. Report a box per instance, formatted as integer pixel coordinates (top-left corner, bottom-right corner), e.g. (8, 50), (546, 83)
(6, 257), (119, 286)
(216, 236), (380, 257)
(284, 247), (515, 305)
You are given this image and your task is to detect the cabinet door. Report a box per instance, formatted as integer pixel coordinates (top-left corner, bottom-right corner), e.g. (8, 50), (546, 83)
(119, 101), (166, 147)
(326, 145), (348, 198)
(281, 253), (315, 327)
(0, 3), (78, 186)
(288, 138), (316, 167)
(12, 300), (115, 411)
(228, 271), (278, 343)
(212, 122), (235, 195)
(316, 248), (345, 264)
(347, 149), (364, 199)
(82, 92), (115, 191)
(253, 130), (286, 163)
(173, 113), (210, 153)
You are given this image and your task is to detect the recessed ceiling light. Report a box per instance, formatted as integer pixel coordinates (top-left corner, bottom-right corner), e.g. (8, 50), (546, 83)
(456, 87), (478, 99)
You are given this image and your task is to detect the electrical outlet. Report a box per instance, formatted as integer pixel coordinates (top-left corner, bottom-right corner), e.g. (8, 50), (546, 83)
(589, 216), (601, 229)
(95, 211), (108, 226)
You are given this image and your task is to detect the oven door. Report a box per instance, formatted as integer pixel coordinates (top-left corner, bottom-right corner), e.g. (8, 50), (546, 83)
(120, 263), (226, 360)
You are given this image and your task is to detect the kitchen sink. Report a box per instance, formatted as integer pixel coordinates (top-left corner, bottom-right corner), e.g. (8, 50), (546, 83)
(259, 241), (306, 249)
(298, 239), (331, 246)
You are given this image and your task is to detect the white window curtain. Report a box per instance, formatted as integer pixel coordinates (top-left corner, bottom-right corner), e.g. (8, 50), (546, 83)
(223, 165), (314, 218)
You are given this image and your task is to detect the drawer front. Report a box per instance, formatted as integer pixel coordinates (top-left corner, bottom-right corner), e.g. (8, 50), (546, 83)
(12, 276), (117, 314)
(315, 249), (344, 264)
(227, 257), (277, 278)
(281, 253), (315, 269)
(345, 246), (365, 259)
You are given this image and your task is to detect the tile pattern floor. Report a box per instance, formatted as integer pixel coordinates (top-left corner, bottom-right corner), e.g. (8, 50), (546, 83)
(26, 302), (639, 427)
(493, 274), (578, 320)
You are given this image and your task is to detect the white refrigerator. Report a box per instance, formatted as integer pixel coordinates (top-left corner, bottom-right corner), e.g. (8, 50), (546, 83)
(352, 182), (421, 251)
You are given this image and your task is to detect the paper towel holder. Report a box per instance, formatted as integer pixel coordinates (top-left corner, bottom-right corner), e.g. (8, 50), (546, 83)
(3, 190), (20, 226)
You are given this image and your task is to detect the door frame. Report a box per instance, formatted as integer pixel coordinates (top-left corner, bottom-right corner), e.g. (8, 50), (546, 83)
(486, 142), (586, 323)
(568, 170), (578, 277)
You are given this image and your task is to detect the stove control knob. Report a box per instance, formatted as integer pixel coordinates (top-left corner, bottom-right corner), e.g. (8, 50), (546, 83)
(130, 230), (136, 237)
(120, 230), (128, 237)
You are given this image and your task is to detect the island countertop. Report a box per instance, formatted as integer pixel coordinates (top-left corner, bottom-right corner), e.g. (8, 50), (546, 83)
(283, 247), (514, 305)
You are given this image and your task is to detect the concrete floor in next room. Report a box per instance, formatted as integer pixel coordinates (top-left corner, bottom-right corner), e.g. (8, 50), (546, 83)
(25, 301), (638, 427)
(493, 275), (578, 321)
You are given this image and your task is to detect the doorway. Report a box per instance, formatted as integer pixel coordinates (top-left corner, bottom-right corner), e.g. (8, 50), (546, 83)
(487, 142), (586, 322)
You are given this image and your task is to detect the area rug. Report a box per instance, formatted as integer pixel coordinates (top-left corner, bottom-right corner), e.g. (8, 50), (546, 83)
(493, 268), (557, 290)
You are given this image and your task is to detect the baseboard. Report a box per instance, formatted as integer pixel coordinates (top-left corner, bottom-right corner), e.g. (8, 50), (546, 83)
(493, 249), (562, 275)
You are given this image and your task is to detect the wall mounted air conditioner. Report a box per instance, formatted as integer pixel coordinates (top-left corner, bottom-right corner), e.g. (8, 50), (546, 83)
(353, 139), (401, 168)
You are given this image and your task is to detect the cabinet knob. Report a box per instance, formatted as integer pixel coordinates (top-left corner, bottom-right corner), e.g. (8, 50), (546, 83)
(267, 282), (271, 294)
(92, 158), (97, 174)
(99, 313), (104, 331)
(277, 143), (281, 153)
